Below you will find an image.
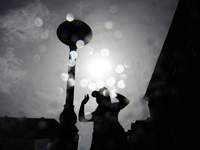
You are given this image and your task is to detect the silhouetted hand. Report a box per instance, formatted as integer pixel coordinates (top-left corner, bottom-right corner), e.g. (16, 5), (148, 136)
(82, 94), (89, 105)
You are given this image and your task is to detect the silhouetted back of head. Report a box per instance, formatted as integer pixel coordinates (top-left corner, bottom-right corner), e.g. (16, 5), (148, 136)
(92, 87), (111, 105)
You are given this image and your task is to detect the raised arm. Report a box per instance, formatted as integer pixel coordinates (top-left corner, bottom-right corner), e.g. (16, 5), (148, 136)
(115, 93), (130, 109)
(79, 94), (93, 122)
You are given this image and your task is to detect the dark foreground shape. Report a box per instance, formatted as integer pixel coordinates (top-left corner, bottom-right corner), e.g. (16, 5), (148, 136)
(57, 19), (92, 50)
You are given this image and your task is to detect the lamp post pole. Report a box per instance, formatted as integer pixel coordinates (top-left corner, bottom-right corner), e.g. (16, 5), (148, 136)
(57, 19), (92, 150)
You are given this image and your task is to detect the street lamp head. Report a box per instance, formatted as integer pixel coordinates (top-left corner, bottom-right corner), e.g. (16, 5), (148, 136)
(57, 19), (92, 50)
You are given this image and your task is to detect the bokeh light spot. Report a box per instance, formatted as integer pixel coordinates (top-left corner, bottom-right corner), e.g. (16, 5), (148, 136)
(117, 80), (126, 89)
(38, 45), (46, 52)
(103, 89), (109, 97)
(61, 73), (69, 81)
(80, 79), (89, 88)
(88, 48), (94, 55)
(110, 5), (118, 14)
(114, 31), (123, 39)
(106, 77), (115, 87)
(119, 74), (127, 80)
(68, 78), (75, 87)
(33, 54), (41, 62)
(88, 82), (96, 91)
(76, 40), (85, 48)
(70, 50), (78, 59)
(105, 21), (113, 29)
(85, 112), (92, 120)
(96, 80), (105, 89)
(66, 13), (74, 22)
(101, 48), (110, 57)
(57, 87), (64, 95)
(150, 47), (160, 58)
(109, 89), (117, 98)
(35, 17), (43, 27)
(124, 60), (132, 68)
(115, 65), (124, 74)
(41, 29), (49, 39)
(69, 59), (76, 67)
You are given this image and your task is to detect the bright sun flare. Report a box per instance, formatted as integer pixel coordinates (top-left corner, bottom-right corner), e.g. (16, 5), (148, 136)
(89, 60), (111, 77)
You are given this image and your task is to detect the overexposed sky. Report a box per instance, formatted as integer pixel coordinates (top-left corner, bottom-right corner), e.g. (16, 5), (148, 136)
(0, 0), (179, 149)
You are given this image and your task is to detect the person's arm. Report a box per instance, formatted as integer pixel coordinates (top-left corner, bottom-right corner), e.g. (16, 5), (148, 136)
(79, 94), (93, 122)
(115, 93), (130, 109)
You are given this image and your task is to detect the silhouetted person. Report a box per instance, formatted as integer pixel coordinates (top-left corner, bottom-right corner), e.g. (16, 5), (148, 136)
(79, 87), (130, 150)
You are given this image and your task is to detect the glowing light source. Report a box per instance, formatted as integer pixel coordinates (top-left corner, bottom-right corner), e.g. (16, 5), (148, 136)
(61, 73), (69, 81)
(105, 21), (113, 29)
(106, 77), (115, 87)
(66, 13), (74, 22)
(115, 65), (124, 73)
(89, 60), (111, 76)
(101, 48), (110, 57)
(35, 17), (43, 27)
(76, 40), (85, 48)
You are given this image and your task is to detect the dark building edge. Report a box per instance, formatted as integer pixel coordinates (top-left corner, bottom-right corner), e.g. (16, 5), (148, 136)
(144, 0), (200, 149)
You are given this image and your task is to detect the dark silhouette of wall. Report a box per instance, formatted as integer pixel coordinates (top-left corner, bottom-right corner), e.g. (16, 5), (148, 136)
(127, 118), (157, 150)
(0, 117), (60, 150)
(145, 0), (200, 149)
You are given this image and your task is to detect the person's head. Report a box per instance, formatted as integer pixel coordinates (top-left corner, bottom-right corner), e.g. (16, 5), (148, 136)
(92, 87), (111, 105)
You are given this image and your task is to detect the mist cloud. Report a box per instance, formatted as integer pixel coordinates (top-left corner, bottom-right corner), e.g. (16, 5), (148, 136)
(0, 0), (56, 43)
(0, 47), (27, 94)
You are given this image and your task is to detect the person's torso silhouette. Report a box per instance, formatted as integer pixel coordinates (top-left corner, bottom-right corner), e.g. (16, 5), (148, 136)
(79, 87), (130, 150)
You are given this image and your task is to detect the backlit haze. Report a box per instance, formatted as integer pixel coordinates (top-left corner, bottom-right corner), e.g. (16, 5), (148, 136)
(0, 0), (179, 149)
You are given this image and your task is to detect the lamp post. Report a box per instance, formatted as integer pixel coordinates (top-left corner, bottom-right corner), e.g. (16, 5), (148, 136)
(57, 19), (92, 150)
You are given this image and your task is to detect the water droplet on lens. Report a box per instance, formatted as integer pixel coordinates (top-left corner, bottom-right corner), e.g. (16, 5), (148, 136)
(70, 50), (78, 59)
(88, 82), (96, 91)
(35, 18), (43, 27)
(61, 73), (69, 81)
(117, 80), (126, 89)
(114, 31), (123, 39)
(33, 54), (41, 62)
(115, 65), (124, 74)
(76, 40), (85, 48)
(38, 45), (46, 52)
(101, 48), (109, 57)
(80, 79), (89, 88)
(110, 5), (119, 14)
(105, 21), (113, 29)
(68, 78), (75, 87)
(106, 77), (115, 87)
(124, 60), (132, 68)
(96, 80), (105, 89)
